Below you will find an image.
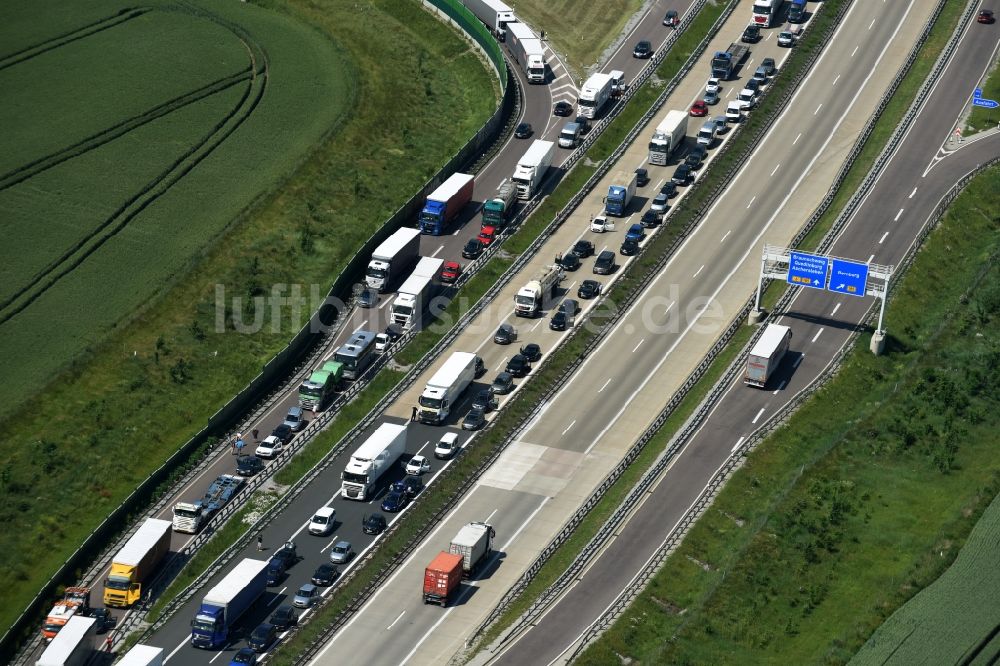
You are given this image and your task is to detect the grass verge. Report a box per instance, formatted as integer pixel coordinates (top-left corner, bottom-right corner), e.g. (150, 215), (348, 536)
(574, 167), (1000, 664)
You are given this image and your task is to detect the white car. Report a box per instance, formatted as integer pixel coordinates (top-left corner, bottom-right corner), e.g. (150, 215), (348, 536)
(405, 455), (431, 475)
(705, 77), (721, 95)
(590, 214), (614, 233)
(777, 31), (795, 47)
(434, 433), (459, 459)
(308, 507), (336, 536)
(255, 435), (282, 459)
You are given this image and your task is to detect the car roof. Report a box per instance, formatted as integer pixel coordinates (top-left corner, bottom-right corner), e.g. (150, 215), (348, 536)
(598, 249), (615, 258)
(313, 506), (335, 517)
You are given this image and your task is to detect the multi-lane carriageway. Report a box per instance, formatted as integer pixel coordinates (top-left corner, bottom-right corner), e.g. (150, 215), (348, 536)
(32, 1), (702, 664)
(138, 0), (987, 665)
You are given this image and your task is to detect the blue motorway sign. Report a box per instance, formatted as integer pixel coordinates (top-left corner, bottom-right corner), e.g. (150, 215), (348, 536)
(972, 97), (999, 109)
(828, 259), (869, 297)
(787, 251), (828, 289)
(974, 87), (982, 98)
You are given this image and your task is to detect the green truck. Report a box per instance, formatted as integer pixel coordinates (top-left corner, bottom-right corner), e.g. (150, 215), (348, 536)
(298, 361), (344, 410)
(481, 179), (517, 229)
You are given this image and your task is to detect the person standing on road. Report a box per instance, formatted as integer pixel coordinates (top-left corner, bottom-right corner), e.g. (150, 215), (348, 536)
(411, 406), (418, 422)
(252, 428), (259, 441)
(257, 534), (264, 551)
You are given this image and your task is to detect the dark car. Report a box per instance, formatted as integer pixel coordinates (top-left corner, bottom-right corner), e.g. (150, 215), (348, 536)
(89, 608), (113, 634)
(620, 239), (640, 256)
(663, 9), (679, 27)
(311, 563), (338, 587)
(269, 606), (297, 633)
(236, 455), (264, 476)
(393, 475), (423, 497)
(230, 647), (258, 666)
(761, 57), (776, 76)
(362, 513), (387, 535)
(494, 322), (517, 345)
(515, 122), (533, 138)
(549, 310), (569, 331)
(271, 424), (293, 445)
(506, 354), (531, 377)
(248, 623), (276, 652)
(634, 167), (650, 187)
(553, 101), (573, 116)
(578, 279), (601, 300)
(593, 250), (617, 275)
(744, 77), (761, 94)
(660, 181), (678, 198)
(462, 238), (484, 259)
(266, 557), (287, 586)
(672, 162), (692, 185)
(381, 489), (409, 513)
(571, 239), (595, 258)
(625, 223), (644, 243)
(574, 115), (591, 134)
(440, 260), (462, 283)
(491, 371), (514, 395)
(519, 343), (542, 362)
(978, 9), (995, 23)
(472, 388), (497, 412)
(633, 40), (652, 58)
(462, 407), (487, 431)
(640, 210), (661, 228)
(558, 252), (581, 271)
(741, 24), (761, 43)
(357, 286), (378, 309)
(384, 323), (403, 344)
(686, 145), (708, 169)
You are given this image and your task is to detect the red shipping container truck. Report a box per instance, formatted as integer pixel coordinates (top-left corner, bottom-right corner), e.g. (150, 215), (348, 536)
(423, 552), (463, 607)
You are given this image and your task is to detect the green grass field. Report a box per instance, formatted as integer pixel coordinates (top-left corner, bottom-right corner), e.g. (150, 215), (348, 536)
(851, 494), (1000, 665)
(575, 166), (1000, 664)
(0, 0), (496, 637)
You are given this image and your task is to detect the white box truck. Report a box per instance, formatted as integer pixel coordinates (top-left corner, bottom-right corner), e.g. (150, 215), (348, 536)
(36, 616), (96, 666)
(647, 110), (688, 166)
(745, 324), (792, 388)
(507, 22), (546, 83)
(390, 257), (443, 329)
(448, 522), (495, 577)
(512, 140), (554, 200)
(117, 644), (165, 666)
(366, 228), (421, 292)
(341, 423), (408, 500)
(418, 352), (478, 425)
(462, 0), (514, 39)
(514, 264), (563, 317)
(577, 72), (614, 119)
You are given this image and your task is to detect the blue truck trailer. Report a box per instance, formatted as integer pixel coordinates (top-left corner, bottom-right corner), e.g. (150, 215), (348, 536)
(190, 558), (269, 649)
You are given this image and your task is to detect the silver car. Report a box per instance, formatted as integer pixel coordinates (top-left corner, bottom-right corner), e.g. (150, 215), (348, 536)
(329, 540), (354, 564)
(293, 583), (319, 608)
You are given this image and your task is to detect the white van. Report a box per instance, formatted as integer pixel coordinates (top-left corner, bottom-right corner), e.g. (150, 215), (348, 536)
(308, 507), (337, 535)
(737, 88), (757, 110)
(725, 100), (743, 122)
(697, 121), (718, 146)
(434, 432), (460, 459)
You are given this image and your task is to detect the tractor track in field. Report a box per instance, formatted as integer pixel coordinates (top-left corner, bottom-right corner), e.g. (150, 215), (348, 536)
(0, 5), (269, 328)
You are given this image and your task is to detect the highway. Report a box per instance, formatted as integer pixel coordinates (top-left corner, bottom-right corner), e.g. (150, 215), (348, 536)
(485, 4), (1000, 665)
(285, 0), (963, 665)
(46, 2), (701, 665)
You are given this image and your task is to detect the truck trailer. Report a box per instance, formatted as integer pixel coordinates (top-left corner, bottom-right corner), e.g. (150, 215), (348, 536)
(506, 21), (546, 83)
(448, 521), (495, 577)
(390, 257), (443, 329)
(419, 173), (475, 235)
(605, 169), (637, 216)
(745, 324), (792, 388)
(711, 42), (750, 80)
(104, 518), (172, 607)
(514, 264), (563, 317)
(647, 110), (688, 165)
(366, 227), (421, 291)
(117, 644), (165, 666)
(577, 72), (614, 119)
(482, 179), (518, 228)
(191, 558), (269, 649)
(461, 0), (514, 39)
(36, 616), (96, 666)
(172, 474), (245, 534)
(422, 551), (464, 607)
(418, 352), (478, 424)
(512, 140), (555, 200)
(341, 423), (408, 499)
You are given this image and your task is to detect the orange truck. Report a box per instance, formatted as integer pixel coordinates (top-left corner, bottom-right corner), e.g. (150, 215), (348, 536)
(41, 587), (91, 641)
(422, 553), (463, 607)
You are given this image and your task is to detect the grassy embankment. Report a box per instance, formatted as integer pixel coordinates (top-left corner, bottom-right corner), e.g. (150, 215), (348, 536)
(0, 0), (495, 635)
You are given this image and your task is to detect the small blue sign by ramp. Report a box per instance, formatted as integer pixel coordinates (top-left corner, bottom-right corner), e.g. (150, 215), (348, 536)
(787, 251), (828, 289)
(828, 259), (869, 297)
(974, 87), (982, 98)
(973, 97), (999, 109)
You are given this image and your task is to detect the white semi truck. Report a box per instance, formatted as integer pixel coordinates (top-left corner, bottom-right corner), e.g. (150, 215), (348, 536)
(117, 645), (165, 666)
(507, 22), (546, 83)
(390, 257), (444, 329)
(745, 324), (792, 388)
(461, 0), (514, 39)
(341, 423), (408, 500)
(418, 352), (478, 425)
(36, 616), (96, 666)
(514, 264), (563, 317)
(512, 140), (554, 200)
(577, 72), (614, 119)
(647, 110), (689, 166)
(366, 228), (421, 292)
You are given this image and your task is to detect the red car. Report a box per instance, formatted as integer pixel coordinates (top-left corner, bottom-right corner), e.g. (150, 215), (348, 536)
(477, 225), (497, 246)
(440, 261), (462, 283)
(689, 100), (709, 117)
(978, 9), (995, 23)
